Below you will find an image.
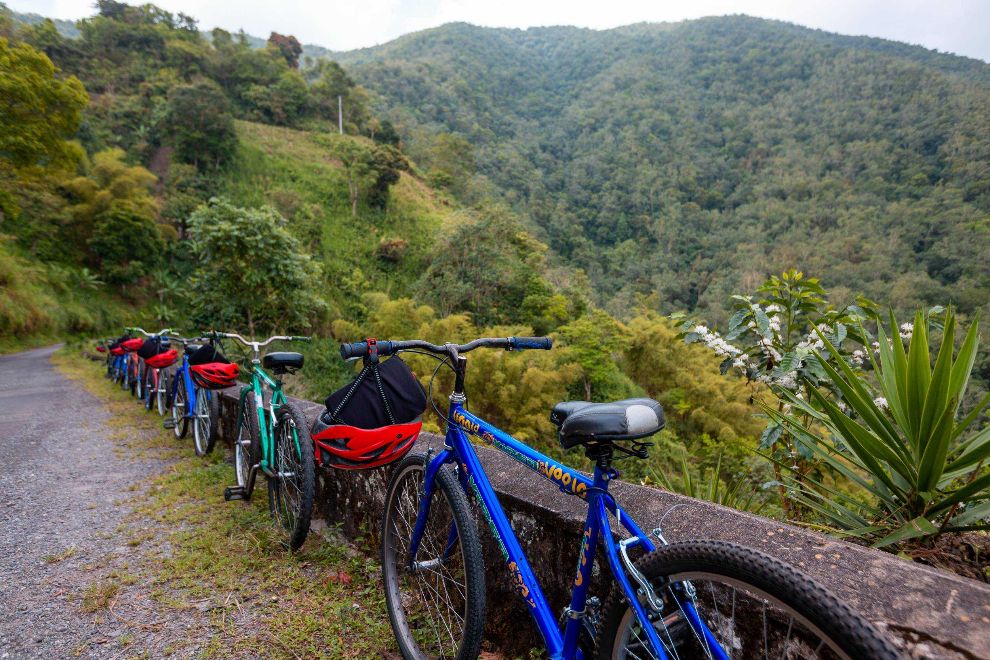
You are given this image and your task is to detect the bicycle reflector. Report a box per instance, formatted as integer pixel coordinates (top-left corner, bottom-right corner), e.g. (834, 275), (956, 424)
(145, 348), (179, 369)
(311, 351), (426, 470)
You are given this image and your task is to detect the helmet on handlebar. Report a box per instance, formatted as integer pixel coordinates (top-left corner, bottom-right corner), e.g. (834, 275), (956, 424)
(145, 348), (179, 369)
(121, 337), (144, 352)
(312, 354), (427, 470)
(190, 361), (239, 389)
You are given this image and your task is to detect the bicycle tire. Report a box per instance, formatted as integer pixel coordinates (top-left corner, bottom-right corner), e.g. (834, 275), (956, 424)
(381, 452), (486, 660)
(597, 540), (898, 660)
(234, 391), (261, 491)
(267, 402), (315, 551)
(192, 387), (212, 456)
(192, 388), (218, 456)
(143, 366), (155, 411)
(155, 369), (169, 416)
(207, 391), (220, 452)
(171, 375), (189, 439)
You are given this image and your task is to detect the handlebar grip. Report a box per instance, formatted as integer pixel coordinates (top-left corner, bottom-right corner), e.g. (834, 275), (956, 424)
(340, 341), (367, 359)
(292, 336), (312, 342)
(509, 336), (552, 351)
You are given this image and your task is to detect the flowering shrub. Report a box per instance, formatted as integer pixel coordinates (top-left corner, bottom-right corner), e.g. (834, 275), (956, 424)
(678, 270), (880, 517)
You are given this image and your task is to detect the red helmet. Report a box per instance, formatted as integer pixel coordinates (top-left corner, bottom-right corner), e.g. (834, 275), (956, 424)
(96, 345), (107, 353)
(110, 346), (125, 356)
(190, 362), (239, 390)
(122, 338), (144, 352)
(145, 348), (178, 369)
(311, 416), (422, 470)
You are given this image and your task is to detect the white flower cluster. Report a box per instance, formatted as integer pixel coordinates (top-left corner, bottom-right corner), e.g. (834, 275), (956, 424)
(899, 322), (913, 340)
(873, 397), (888, 410)
(693, 325), (743, 358)
(851, 349), (866, 366)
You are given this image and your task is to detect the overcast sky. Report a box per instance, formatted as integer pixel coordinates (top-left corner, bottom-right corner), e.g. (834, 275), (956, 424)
(10, 0), (990, 61)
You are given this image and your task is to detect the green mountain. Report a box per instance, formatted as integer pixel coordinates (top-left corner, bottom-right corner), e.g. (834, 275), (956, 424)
(333, 17), (990, 320)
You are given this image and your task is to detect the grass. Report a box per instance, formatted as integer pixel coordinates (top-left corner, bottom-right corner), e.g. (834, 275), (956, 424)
(222, 121), (453, 305)
(53, 348), (397, 658)
(81, 579), (120, 613)
(44, 544), (78, 564)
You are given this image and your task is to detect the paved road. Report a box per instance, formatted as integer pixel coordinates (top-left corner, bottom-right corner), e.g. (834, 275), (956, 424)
(0, 346), (171, 658)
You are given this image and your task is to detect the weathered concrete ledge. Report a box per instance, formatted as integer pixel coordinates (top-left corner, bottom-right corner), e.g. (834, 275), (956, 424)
(215, 388), (990, 659)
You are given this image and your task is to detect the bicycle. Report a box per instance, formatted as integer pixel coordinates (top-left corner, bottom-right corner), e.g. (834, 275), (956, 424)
(118, 329), (146, 396)
(132, 327), (179, 416)
(215, 331), (317, 551)
(339, 336), (898, 660)
(165, 335), (223, 456)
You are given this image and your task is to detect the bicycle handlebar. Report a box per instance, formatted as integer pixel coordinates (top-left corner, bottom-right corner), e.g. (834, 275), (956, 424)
(339, 336), (552, 360)
(126, 327), (178, 337)
(206, 331), (311, 349)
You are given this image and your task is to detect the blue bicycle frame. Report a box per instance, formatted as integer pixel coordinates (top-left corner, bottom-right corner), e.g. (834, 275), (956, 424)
(410, 401), (726, 660)
(170, 349), (212, 423)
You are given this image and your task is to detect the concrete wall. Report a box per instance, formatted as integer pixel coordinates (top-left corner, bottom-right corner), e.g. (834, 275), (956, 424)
(216, 388), (990, 659)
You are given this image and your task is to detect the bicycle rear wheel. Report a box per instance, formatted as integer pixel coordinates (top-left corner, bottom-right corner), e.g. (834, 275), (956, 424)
(381, 452), (485, 660)
(267, 402), (315, 551)
(597, 540), (898, 660)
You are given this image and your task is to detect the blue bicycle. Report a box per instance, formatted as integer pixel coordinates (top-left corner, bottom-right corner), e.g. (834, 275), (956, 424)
(166, 335), (221, 456)
(343, 337), (896, 660)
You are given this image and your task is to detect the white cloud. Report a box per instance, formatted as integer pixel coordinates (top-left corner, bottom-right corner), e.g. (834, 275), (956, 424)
(8, 0), (989, 60)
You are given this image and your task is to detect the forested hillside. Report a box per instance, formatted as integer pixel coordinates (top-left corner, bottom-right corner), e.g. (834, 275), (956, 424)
(335, 18), (990, 321)
(2, 3), (988, 532)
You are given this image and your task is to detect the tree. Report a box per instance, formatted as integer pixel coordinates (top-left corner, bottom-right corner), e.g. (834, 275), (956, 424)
(186, 198), (326, 334)
(61, 148), (163, 280)
(328, 137), (405, 216)
(87, 206), (164, 284)
(268, 32), (302, 69)
(243, 70), (309, 126)
(0, 38), (87, 170)
(164, 80), (237, 170)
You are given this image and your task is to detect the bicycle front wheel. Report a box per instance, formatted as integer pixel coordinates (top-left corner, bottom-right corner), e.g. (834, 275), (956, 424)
(171, 375), (189, 439)
(234, 392), (260, 490)
(156, 369), (169, 416)
(267, 402), (315, 551)
(597, 540), (898, 660)
(381, 452), (485, 660)
(192, 387), (215, 456)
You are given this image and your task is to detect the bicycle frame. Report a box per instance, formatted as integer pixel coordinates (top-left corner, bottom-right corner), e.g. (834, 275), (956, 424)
(235, 363), (294, 492)
(413, 400), (725, 660)
(170, 352), (213, 422)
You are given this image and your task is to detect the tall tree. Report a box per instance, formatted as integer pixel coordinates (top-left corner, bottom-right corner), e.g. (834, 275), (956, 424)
(186, 198), (326, 334)
(164, 79), (237, 170)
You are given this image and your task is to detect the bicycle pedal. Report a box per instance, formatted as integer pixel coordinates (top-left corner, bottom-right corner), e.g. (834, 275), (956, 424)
(224, 486), (246, 501)
(162, 419), (176, 429)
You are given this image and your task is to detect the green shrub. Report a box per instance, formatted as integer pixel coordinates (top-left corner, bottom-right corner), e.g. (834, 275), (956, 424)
(772, 309), (990, 547)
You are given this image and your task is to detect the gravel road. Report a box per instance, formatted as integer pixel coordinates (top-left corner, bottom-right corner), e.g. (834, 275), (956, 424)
(0, 345), (204, 658)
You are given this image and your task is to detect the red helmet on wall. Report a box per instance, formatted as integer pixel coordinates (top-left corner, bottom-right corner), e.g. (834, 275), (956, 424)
(311, 416), (422, 470)
(145, 349), (178, 369)
(190, 362), (239, 390)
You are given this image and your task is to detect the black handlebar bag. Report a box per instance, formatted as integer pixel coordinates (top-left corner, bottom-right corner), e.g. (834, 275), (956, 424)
(137, 336), (168, 359)
(188, 344), (229, 365)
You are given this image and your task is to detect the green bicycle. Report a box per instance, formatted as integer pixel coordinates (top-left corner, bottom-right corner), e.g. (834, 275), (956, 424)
(211, 331), (317, 551)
